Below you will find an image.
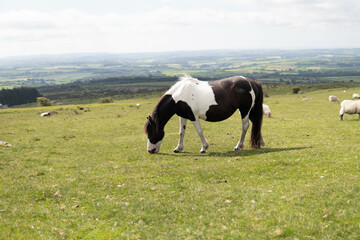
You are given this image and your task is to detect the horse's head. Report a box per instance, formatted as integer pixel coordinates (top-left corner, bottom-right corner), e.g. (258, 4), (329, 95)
(144, 115), (164, 153)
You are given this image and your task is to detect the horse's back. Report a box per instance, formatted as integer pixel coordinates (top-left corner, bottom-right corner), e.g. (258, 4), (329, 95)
(206, 76), (260, 121)
(166, 75), (263, 121)
(166, 77), (217, 120)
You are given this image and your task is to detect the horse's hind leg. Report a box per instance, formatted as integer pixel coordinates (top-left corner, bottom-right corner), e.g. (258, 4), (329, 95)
(192, 117), (209, 153)
(174, 117), (187, 153)
(234, 116), (249, 151)
(259, 132), (266, 147)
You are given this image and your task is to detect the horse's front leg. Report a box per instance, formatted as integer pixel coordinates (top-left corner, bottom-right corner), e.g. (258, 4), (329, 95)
(192, 118), (209, 153)
(173, 117), (187, 153)
(234, 116), (249, 151)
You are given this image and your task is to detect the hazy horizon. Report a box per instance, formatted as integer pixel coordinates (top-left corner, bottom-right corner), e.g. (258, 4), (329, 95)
(1, 0), (360, 58)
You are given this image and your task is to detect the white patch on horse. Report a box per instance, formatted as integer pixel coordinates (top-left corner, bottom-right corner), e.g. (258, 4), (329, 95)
(166, 75), (217, 120)
(147, 139), (162, 153)
(250, 87), (255, 109)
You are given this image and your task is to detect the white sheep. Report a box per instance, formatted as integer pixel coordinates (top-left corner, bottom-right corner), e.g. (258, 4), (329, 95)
(352, 93), (360, 99)
(262, 104), (271, 118)
(339, 100), (360, 121)
(40, 112), (51, 117)
(329, 95), (339, 103)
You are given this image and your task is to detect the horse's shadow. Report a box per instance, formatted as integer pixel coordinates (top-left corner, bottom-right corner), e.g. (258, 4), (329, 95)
(158, 146), (310, 158)
(208, 146), (310, 157)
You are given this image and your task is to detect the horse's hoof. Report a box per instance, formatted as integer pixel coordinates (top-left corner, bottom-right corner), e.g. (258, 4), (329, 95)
(200, 150), (207, 153)
(233, 146), (244, 151)
(173, 148), (183, 153)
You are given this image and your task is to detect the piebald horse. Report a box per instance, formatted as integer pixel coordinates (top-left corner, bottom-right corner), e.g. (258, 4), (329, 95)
(144, 75), (265, 153)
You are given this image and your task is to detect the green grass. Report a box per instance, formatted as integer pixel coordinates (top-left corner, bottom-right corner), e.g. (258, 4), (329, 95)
(1, 88), (360, 239)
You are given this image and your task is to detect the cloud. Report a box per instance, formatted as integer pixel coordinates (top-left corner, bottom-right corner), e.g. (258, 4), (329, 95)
(224, 0), (360, 28)
(0, 2), (359, 57)
(4, 4), (358, 42)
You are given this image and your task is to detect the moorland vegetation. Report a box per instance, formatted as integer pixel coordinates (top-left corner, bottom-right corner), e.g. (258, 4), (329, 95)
(1, 49), (360, 238)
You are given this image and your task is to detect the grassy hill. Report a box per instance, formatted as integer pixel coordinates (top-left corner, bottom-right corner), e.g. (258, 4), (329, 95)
(1, 87), (359, 239)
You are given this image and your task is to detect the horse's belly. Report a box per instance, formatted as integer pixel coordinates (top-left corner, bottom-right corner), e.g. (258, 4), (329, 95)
(204, 105), (237, 122)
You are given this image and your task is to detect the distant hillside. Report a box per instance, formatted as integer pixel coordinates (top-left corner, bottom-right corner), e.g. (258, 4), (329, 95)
(37, 75), (179, 102)
(36, 74), (360, 105)
(2, 49), (360, 105)
(2, 48), (360, 89)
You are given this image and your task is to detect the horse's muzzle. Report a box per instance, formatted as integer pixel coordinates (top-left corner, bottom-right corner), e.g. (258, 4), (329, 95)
(147, 139), (161, 154)
(148, 148), (157, 154)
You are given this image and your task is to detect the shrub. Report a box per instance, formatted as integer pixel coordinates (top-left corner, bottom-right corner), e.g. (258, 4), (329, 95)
(99, 97), (113, 103)
(37, 97), (52, 106)
(0, 87), (41, 106)
(292, 87), (301, 94)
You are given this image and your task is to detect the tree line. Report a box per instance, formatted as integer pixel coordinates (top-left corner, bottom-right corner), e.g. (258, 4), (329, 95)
(0, 87), (42, 106)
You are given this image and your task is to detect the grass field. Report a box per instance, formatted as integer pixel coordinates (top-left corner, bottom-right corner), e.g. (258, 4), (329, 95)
(1, 87), (360, 239)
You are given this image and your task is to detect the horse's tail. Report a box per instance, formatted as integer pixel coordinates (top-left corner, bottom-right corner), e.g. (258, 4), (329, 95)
(249, 80), (264, 149)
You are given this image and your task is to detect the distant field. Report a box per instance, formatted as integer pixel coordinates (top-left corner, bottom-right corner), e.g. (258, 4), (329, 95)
(1, 87), (359, 239)
(33, 79), (359, 106)
(318, 76), (360, 82)
(1, 49), (360, 89)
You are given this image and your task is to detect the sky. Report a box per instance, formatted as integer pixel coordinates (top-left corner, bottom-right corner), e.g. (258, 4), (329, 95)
(1, 0), (360, 58)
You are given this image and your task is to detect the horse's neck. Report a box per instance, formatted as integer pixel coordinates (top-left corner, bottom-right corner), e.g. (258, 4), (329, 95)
(152, 95), (176, 129)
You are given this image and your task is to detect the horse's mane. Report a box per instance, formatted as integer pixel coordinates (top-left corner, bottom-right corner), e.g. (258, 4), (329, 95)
(165, 74), (199, 94)
(144, 95), (166, 134)
(178, 74), (198, 82)
(145, 74), (198, 135)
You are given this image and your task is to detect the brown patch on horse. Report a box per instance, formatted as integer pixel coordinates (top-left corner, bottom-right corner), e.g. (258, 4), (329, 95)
(206, 77), (253, 121)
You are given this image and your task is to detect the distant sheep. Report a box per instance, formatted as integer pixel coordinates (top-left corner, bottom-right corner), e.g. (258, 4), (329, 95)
(0, 141), (12, 147)
(136, 103), (141, 109)
(262, 104), (271, 118)
(352, 93), (360, 99)
(339, 100), (360, 121)
(40, 112), (51, 117)
(329, 95), (339, 103)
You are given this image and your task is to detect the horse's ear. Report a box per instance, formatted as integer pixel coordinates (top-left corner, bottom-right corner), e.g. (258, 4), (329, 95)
(147, 116), (153, 124)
